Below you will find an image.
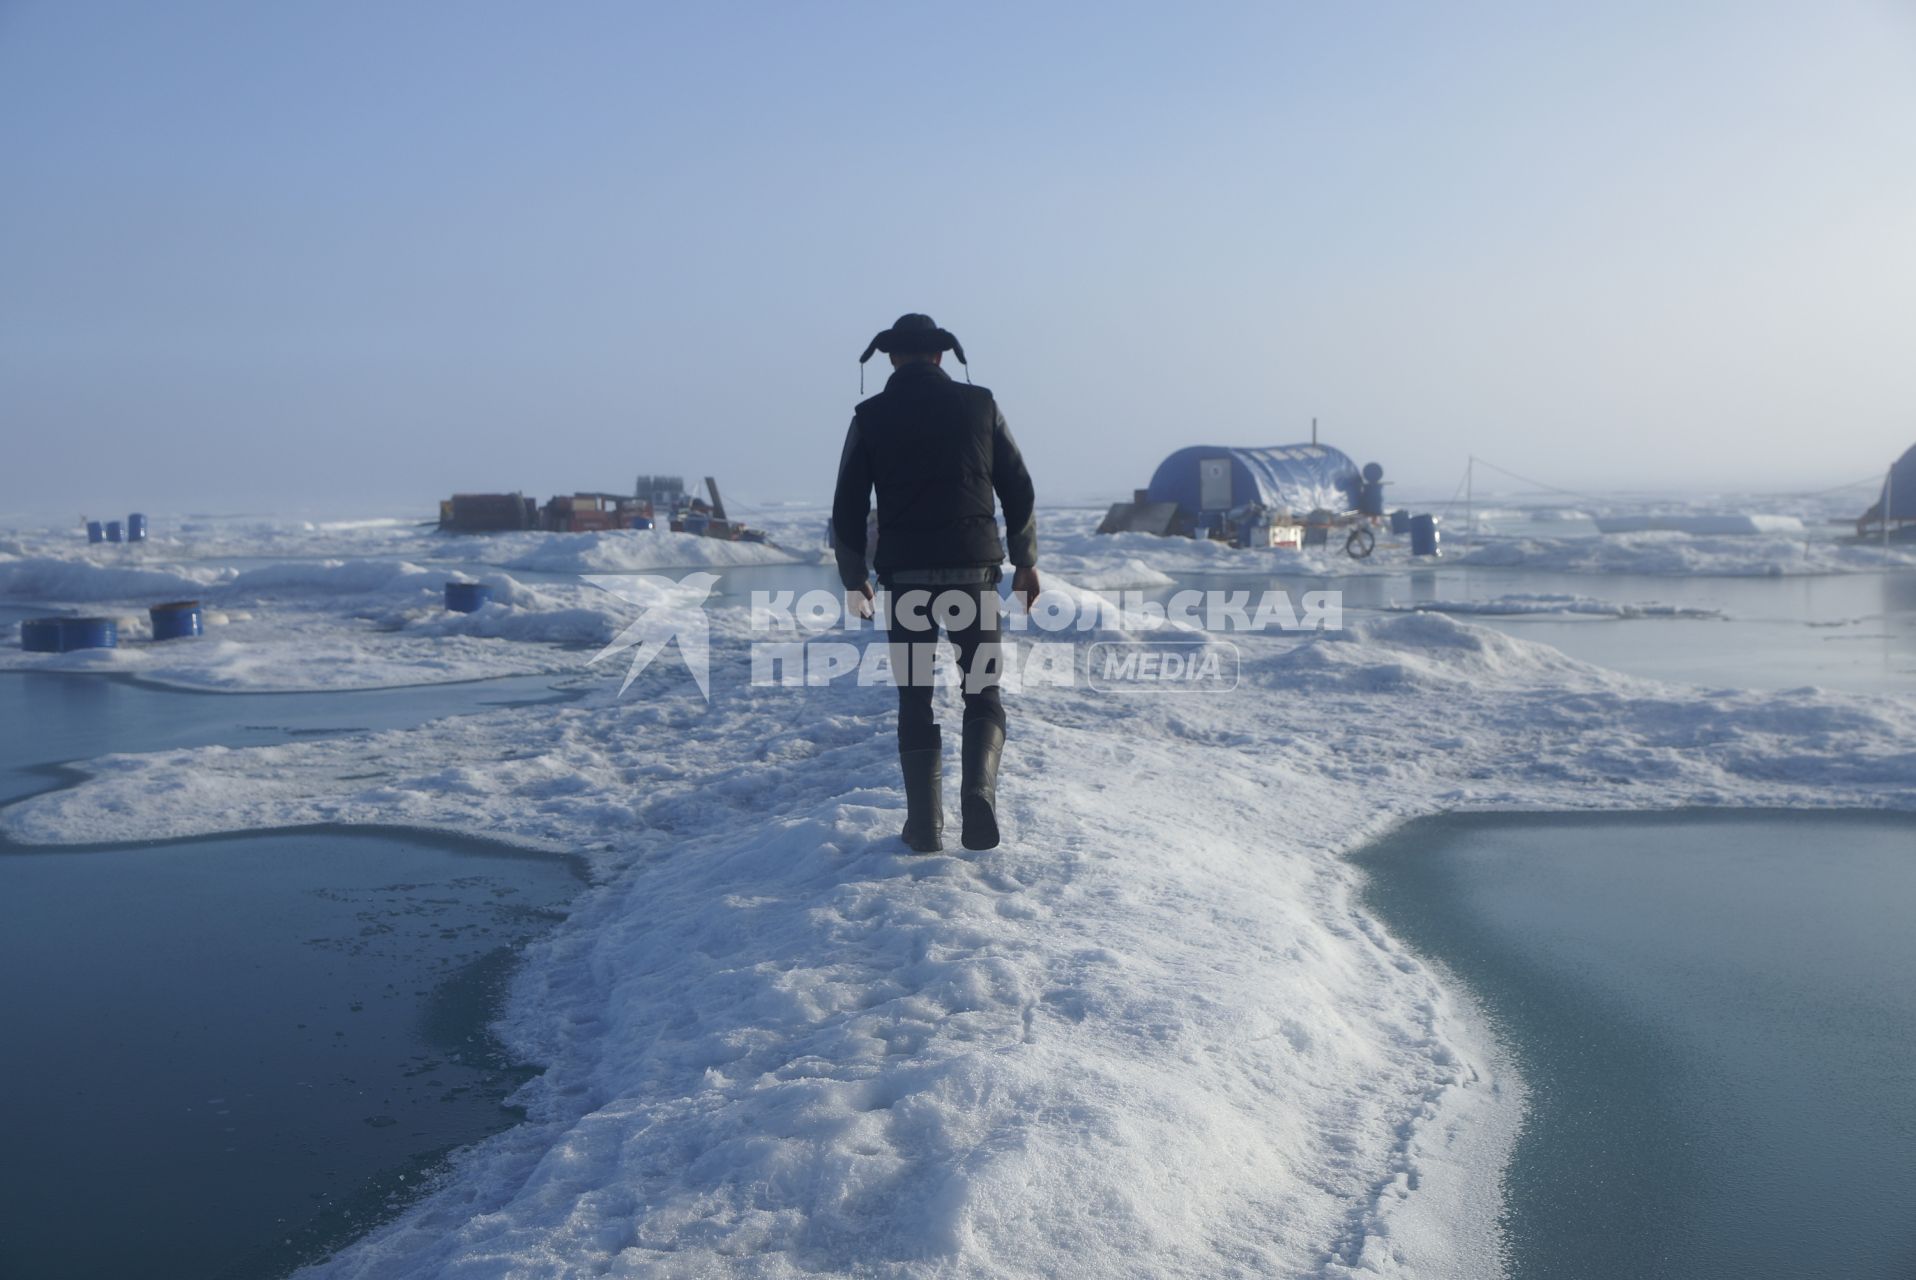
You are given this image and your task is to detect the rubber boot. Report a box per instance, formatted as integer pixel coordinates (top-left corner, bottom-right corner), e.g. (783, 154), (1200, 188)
(899, 727), (943, 853)
(960, 719), (1005, 851)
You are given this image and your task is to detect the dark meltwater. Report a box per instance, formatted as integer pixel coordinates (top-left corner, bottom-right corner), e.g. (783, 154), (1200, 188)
(1355, 811), (1916, 1279)
(0, 668), (582, 806)
(0, 829), (582, 1280)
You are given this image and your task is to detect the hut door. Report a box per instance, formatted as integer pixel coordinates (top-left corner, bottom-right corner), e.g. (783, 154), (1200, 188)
(1199, 457), (1233, 510)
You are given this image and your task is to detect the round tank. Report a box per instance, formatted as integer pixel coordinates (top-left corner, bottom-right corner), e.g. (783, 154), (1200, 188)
(21, 619), (64, 652)
(149, 601), (203, 641)
(58, 617), (118, 650)
(445, 582), (493, 613)
(1410, 513), (1441, 557)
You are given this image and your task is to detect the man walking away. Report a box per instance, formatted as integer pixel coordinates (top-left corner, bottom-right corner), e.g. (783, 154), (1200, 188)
(832, 313), (1039, 852)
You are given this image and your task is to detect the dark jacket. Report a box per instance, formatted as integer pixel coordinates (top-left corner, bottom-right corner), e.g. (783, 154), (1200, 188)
(831, 362), (1037, 588)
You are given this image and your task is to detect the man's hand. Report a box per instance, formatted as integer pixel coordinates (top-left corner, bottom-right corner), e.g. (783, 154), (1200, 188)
(848, 580), (875, 620)
(1011, 566), (1041, 609)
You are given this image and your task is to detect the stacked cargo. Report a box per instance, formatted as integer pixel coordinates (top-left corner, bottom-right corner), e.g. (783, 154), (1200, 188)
(436, 475), (767, 542)
(440, 493), (538, 533)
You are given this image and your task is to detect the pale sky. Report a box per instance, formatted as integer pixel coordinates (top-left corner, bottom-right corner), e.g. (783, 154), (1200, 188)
(3, 1), (1913, 516)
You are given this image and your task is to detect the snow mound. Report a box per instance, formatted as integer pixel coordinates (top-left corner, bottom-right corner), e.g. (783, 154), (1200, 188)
(1265, 611), (1586, 692)
(1021, 577), (1204, 644)
(408, 606), (617, 646)
(488, 530), (801, 573)
(1061, 558), (1176, 591)
(0, 556), (226, 603)
(229, 559), (443, 597)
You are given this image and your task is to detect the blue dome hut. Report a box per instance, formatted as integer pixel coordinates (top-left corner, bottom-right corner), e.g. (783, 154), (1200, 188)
(1144, 443), (1366, 521)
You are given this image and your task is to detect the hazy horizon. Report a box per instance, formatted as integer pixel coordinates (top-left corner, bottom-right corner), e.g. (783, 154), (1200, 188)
(4, 1), (1913, 517)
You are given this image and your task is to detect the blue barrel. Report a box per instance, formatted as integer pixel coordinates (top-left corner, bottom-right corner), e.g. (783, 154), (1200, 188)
(626, 516), (654, 531)
(86, 520), (105, 544)
(127, 513), (148, 543)
(1358, 463), (1387, 516)
(149, 600), (203, 641)
(1302, 509), (1332, 549)
(104, 520), (123, 543)
(58, 617), (118, 650)
(21, 618), (65, 652)
(445, 582), (493, 613)
(1389, 509), (1412, 535)
(1410, 513), (1441, 557)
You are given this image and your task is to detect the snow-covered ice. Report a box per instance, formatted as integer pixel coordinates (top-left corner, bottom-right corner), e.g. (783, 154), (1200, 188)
(1032, 505), (1916, 583)
(5, 502), (1916, 1276)
(485, 530), (805, 575)
(9, 597), (1916, 1275)
(0, 554), (227, 602)
(1, 513), (816, 572)
(0, 529), (806, 689)
(0, 558), (615, 690)
(1457, 530), (1916, 577)
(1384, 593), (1724, 620)
(1591, 513), (1804, 535)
